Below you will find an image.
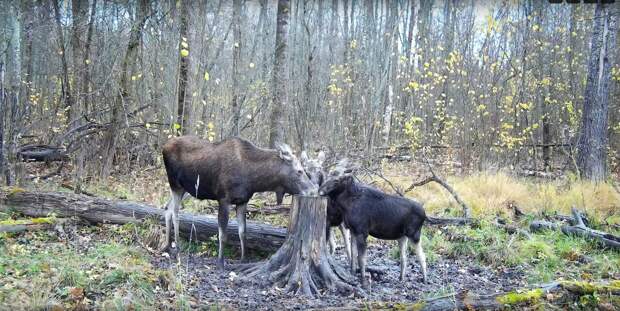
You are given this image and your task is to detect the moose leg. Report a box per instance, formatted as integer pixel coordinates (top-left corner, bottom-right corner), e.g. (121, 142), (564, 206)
(398, 237), (409, 281)
(340, 224), (352, 262)
(411, 238), (427, 282)
(326, 226), (334, 254)
(217, 200), (231, 270)
(164, 189), (184, 252)
(236, 203), (247, 262)
(350, 236), (358, 273)
(275, 190), (284, 205)
(355, 234), (369, 289)
(328, 227), (337, 254)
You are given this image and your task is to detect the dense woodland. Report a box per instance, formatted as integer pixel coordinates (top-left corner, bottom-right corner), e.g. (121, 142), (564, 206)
(1, 1), (620, 309)
(0, 0), (618, 184)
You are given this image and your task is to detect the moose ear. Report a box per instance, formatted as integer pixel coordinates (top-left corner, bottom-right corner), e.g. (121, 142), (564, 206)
(276, 143), (293, 161)
(317, 151), (326, 164)
(300, 151), (309, 163)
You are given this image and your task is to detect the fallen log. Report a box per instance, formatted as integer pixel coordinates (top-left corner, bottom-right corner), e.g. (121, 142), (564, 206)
(530, 207), (620, 250)
(17, 145), (68, 162)
(0, 188), (287, 251)
(368, 280), (620, 311)
(426, 216), (477, 226)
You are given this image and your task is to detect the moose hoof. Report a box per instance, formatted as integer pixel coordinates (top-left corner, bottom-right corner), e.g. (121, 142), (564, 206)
(361, 280), (370, 290)
(216, 259), (226, 271)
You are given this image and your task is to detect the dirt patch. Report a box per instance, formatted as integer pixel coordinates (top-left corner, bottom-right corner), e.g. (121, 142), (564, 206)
(152, 241), (527, 310)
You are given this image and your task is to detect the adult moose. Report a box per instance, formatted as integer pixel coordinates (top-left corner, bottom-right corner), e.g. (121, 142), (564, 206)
(162, 136), (316, 269)
(319, 174), (427, 288)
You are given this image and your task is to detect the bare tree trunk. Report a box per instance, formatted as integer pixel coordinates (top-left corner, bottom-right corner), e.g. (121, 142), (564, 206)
(101, 0), (149, 177)
(52, 0), (74, 122)
(268, 0), (290, 148)
(81, 0), (97, 116)
(176, 0), (191, 135)
(577, 3), (617, 181)
(231, 0), (242, 136)
(0, 62), (5, 185)
(20, 0), (34, 112)
(240, 196), (358, 298)
(71, 0), (87, 118)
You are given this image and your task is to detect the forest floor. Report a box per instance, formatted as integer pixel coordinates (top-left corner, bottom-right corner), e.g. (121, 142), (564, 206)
(0, 162), (619, 310)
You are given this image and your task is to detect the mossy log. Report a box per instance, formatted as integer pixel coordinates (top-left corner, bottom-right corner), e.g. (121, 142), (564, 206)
(0, 188), (286, 251)
(368, 280), (620, 310)
(239, 195), (360, 298)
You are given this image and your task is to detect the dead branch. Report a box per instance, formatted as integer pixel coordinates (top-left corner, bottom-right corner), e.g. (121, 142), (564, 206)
(530, 207), (620, 250)
(405, 150), (472, 218)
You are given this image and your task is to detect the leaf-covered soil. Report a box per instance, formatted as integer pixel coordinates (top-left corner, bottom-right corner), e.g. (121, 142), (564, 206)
(152, 241), (526, 310)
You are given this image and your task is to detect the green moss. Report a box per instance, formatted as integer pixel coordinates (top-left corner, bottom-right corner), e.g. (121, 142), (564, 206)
(5, 187), (26, 196)
(496, 288), (543, 305)
(0, 217), (55, 225)
(411, 301), (426, 311)
(561, 280), (620, 295)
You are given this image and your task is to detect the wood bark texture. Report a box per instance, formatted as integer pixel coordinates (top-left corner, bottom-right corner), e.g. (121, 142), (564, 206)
(0, 189), (286, 251)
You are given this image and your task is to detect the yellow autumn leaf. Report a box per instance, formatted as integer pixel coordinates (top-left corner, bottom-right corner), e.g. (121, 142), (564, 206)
(204, 71), (210, 81)
(180, 49), (189, 57)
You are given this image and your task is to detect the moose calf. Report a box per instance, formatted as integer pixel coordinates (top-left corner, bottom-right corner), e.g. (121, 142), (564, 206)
(318, 175), (427, 288)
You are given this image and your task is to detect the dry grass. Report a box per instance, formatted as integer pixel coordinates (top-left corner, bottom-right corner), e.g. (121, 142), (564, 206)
(371, 166), (620, 221)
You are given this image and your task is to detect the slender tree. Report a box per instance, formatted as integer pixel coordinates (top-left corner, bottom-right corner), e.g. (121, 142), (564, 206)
(268, 0), (290, 148)
(231, 0), (242, 136)
(577, 3), (617, 181)
(177, 0), (191, 135)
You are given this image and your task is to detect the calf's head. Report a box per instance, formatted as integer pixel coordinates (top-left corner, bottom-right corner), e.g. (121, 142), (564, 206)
(275, 143), (317, 195)
(318, 175), (354, 196)
(300, 150), (326, 186)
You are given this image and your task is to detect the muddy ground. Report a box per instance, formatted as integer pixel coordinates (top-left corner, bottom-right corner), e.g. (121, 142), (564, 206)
(152, 241), (527, 310)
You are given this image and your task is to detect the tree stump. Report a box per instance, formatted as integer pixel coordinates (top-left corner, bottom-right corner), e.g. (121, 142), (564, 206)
(240, 195), (359, 298)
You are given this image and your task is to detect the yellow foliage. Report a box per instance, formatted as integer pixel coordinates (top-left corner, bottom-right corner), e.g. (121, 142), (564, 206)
(180, 49), (189, 57)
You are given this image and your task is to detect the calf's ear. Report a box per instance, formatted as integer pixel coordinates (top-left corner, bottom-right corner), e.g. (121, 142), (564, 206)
(317, 151), (326, 164)
(300, 151), (309, 164)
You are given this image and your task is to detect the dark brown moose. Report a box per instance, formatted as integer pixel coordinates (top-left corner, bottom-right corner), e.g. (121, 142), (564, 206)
(319, 174), (427, 288)
(162, 136), (316, 269)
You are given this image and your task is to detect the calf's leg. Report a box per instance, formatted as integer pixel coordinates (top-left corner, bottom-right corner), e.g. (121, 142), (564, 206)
(399, 237), (409, 281)
(217, 200), (231, 270)
(350, 236), (358, 273)
(410, 237), (427, 282)
(236, 203), (247, 262)
(326, 226), (335, 254)
(340, 224), (352, 262)
(354, 234), (369, 289)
